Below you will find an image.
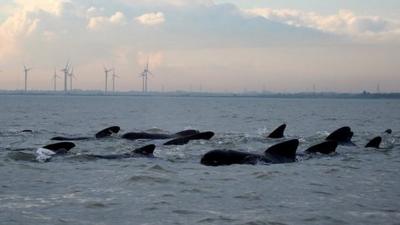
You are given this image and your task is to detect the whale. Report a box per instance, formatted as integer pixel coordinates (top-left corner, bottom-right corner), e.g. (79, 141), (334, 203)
(304, 141), (338, 154)
(326, 126), (354, 145)
(121, 129), (199, 140)
(365, 136), (382, 149)
(51, 126), (120, 141)
(200, 139), (299, 166)
(85, 144), (156, 159)
(268, 124), (286, 138)
(36, 142), (76, 162)
(164, 131), (215, 145)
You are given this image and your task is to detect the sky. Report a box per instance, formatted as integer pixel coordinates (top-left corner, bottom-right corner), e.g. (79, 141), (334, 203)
(0, 0), (399, 93)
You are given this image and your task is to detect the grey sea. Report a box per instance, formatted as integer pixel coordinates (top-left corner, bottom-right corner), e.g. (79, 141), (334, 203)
(0, 95), (399, 225)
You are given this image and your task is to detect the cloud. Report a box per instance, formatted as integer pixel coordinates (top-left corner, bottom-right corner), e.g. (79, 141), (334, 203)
(135, 12), (165, 26)
(245, 8), (400, 42)
(87, 11), (126, 30)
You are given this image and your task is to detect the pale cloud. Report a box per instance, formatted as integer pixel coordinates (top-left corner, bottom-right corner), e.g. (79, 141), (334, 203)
(87, 11), (126, 30)
(245, 8), (400, 42)
(14, 0), (68, 16)
(135, 12), (165, 26)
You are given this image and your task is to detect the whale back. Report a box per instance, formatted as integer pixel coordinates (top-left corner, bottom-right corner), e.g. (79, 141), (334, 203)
(121, 132), (171, 140)
(132, 144), (156, 156)
(200, 150), (260, 166)
(164, 131), (215, 145)
(326, 126), (353, 143)
(175, 129), (200, 137)
(95, 126), (120, 139)
(365, 136), (382, 149)
(305, 141), (338, 154)
(264, 139), (299, 163)
(42, 142), (76, 154)
(268, 124), (286, 139)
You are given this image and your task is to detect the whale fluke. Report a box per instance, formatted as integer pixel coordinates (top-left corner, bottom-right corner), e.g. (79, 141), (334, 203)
(268, 124), (286, 138)
(385, 129), (392, 134)
(326, 126), (353, 144)
(42, 142), (76, 154)
(164, 131), (215, 145)
(95, 126), (120, 138)
(365, 136), (382, 149)
(132, 144), (156, 156)
(305, 141), (338, 154)
(264, 139), (299, 163)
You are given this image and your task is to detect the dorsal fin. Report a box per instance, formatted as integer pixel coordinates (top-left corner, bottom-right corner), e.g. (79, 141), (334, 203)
(132, 144), (156, 155)
(264, 139), (298, 162)
(42, 142), (75, 154)
(305, 141), (338, 154)
(365, 136), (382, 148)
(175, 129), (200, 137)
(268, 124), (286, 138)
(95, 126), (120, 138)
(326, 126), (353, 142)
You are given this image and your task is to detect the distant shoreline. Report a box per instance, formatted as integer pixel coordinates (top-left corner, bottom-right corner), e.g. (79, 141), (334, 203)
(0, 90), (400, 99)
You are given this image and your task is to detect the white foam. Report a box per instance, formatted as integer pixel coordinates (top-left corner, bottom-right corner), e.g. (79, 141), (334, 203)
(35, 148), (56, 162)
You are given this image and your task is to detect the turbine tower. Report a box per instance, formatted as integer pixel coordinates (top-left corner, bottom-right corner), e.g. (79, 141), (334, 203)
(61, 61), (70, 93)
(139, 58), (153, 93)
(68, 67), (75, 91)
(53, 68), (60, 91)
(112, 68), (119, 94)
(104, 66), (113, 94)
(23, 65), (32, 92)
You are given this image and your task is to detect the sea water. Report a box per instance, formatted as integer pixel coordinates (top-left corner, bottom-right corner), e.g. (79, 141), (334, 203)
(0, 95), (399, 225)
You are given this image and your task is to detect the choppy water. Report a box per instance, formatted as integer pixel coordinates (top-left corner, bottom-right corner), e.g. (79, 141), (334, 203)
(1, 95), (399, 225)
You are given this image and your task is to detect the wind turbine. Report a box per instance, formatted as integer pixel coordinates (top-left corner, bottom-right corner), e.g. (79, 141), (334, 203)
(139, 58), (153, 93)
(68, 67), (75, 91)
(23, 65), (32, 92)
(61, 61), (70, 93)
(104, 66), (112, 94)
(53, 68), (61, 91)
(111, 68), (119, 94)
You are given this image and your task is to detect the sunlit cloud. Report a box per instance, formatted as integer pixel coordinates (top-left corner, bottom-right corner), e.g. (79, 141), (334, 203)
(245, 8), (400, 42)
(135, 12), (165, 26)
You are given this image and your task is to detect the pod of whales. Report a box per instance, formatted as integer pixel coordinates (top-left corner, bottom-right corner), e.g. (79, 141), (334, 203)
(51, 126), (120, 141)
(9, 125), (393, 164)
